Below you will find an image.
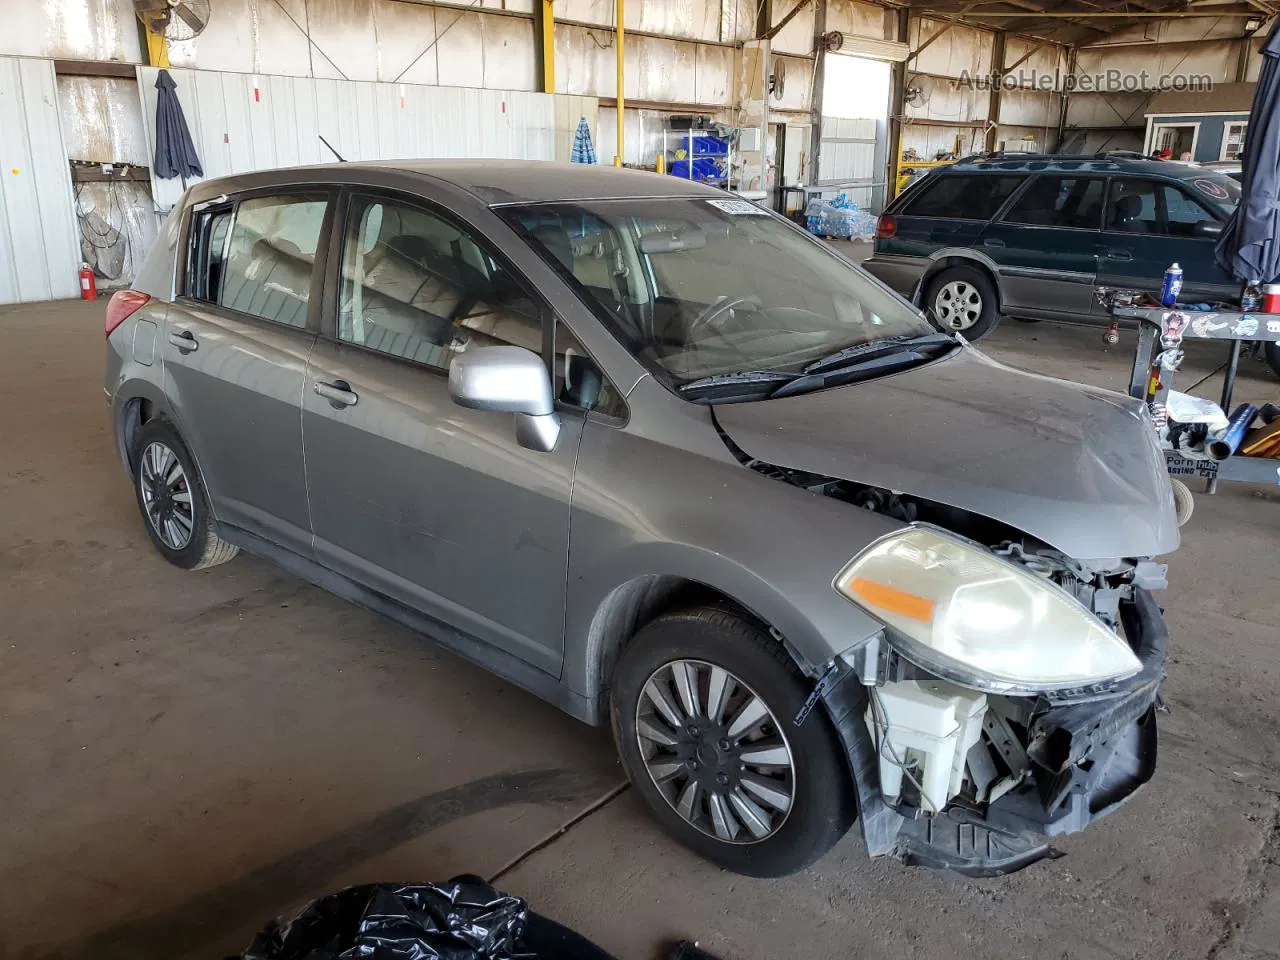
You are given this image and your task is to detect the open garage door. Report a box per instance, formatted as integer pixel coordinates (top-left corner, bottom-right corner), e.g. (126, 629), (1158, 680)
(818, 53), (892, 212)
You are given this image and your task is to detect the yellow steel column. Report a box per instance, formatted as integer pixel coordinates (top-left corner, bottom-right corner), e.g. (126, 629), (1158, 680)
(145, 26), (171, 68)
(539, 0), (555, 93)
(614, 0), (625, 166)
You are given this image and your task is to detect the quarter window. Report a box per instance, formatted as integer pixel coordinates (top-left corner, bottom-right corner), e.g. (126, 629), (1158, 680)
(554, 321), (626, 418)
(901, 175), (1024, 221)
(217, 195), (328, 327)
(1002, 176), (1104, 230)
(337, 196), (543, 371)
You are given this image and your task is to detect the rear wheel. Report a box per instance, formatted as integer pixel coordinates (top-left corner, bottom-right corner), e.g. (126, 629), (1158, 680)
(610, 607), (856, 877)
(925, 265), (1001, 340)
(132, 419), (239, 570)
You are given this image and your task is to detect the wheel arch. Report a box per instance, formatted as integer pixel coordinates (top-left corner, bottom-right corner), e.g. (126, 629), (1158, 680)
(920, 251), (1004, 314)
(576, 570), (829, 725)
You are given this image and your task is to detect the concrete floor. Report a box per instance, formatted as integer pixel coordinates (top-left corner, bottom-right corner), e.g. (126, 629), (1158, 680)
(2, 300), (1279, 960)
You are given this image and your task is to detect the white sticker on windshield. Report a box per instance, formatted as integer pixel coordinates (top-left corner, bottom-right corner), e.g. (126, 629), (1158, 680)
(704, 198), (769, 216)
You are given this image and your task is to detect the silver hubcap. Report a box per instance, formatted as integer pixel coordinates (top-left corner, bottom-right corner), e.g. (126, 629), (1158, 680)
(934, 280), (983, 330)
(635, 659), (795, 844)
(139, 442), (194, 550)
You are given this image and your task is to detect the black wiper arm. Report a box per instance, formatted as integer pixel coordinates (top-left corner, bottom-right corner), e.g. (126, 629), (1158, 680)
(678, 370), (798, 403)
(802, 333), (954, 375)
(771, 351), (932, 399)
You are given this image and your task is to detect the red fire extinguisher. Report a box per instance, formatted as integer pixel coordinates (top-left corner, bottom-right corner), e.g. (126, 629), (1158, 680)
(79, 263), (97, 301)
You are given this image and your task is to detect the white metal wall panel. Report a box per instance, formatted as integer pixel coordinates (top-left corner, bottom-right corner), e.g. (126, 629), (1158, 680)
(826, 0), (893, 42)
(818, 117), (877, 183)
(138, 67), (595, 212)
(0, 57), (80, 304)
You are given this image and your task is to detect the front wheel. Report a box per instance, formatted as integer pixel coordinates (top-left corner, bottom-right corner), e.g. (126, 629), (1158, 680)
(610, 607), (856, 877)
(925, 265), (1001, 340)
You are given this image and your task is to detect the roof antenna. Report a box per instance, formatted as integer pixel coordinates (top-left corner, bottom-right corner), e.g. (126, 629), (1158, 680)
(319, 135), (346, 163)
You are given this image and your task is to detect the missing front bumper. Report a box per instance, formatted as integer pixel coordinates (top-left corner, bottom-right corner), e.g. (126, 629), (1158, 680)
(825, 588), (1168, 877)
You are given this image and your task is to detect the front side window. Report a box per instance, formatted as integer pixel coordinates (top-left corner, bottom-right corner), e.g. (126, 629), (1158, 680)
(902, 174), (1024, 221)
(1003, 176), (1104, 230)
(338, 196), (543, 370)
(219, 195), (328, 327)
(500, 198), (939, 393)
(1105, 179), (1219, 237)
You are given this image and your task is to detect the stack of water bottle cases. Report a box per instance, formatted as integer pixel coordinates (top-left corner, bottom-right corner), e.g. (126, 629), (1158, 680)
(804, 193), (879, 241)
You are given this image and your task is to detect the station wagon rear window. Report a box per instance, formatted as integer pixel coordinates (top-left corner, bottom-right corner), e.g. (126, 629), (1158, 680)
(900, 174), (1024, 221)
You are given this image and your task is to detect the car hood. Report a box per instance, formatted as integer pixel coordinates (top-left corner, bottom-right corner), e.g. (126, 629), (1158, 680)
(712, 347), (1179, 560)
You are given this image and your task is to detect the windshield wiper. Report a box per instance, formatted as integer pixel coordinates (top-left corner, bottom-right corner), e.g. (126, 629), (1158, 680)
(801, 333), (955, 376)
(771, 349), (943, 400)
(678, 370), (798, 403)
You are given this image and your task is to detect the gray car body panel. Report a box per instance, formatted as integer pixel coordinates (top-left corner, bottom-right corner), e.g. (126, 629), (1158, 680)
(713, 346), (1180, 561)
(108, 160), (1171, 733)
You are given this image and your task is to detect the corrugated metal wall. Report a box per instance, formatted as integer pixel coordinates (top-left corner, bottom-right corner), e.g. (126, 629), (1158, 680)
(137, 67), (597, 213)
(0, 56), (81, 304)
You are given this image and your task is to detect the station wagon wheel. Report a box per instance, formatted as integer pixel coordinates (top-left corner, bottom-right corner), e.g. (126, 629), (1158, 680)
(635, 659), (795, 844)
(934, 280), (983, 331)
(611, 606), (856, 877)
(130, 418), (239, 570)
(924, 265), (1001, 340)
(139, 441), (194, 550)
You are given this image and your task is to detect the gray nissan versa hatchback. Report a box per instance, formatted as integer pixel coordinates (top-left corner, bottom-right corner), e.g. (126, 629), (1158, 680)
(106, 161), (1177, 878)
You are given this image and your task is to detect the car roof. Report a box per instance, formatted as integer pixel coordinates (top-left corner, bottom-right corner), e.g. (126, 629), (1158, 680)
(191, 159), (726, 206)
(938, 154), (1216, 180)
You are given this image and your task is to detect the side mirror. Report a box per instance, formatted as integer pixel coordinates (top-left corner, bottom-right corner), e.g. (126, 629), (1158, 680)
(448, 345), (561, 452)
(1193, 220), (1224, 238)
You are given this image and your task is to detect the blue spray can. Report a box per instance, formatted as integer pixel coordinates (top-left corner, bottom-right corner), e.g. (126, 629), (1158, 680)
(1161, 262), (1183, 307)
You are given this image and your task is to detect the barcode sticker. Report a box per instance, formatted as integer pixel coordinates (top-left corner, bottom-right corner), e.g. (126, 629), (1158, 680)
(705, 198), (768, 216)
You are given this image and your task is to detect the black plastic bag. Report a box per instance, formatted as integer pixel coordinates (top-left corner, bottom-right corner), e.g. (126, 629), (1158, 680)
(238, 878), (612, 960)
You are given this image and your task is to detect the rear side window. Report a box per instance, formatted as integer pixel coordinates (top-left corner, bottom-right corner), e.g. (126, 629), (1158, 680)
(1003, 176), (1105, 229)
(220, 196), (328, 327)
(901, 175), (1023, 221)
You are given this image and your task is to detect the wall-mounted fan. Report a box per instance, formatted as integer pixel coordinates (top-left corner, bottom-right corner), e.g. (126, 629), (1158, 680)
(134, 0), (212, 42)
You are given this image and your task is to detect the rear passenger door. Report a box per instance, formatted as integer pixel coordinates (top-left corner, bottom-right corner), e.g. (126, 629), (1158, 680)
(1096, 178), (1237, 305)
(979, 174), (1104, 320)
(165, 189), (333, 555)
(301, 191), (592, 675)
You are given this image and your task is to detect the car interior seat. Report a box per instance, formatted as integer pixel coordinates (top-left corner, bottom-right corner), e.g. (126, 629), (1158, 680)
(1111, 194), (1149, 233)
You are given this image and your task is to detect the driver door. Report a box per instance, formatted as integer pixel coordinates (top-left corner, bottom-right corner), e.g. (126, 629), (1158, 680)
(302, 191), (582, 674)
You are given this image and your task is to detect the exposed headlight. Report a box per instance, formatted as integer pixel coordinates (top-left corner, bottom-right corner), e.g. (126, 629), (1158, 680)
(834, 527), (1142, 693)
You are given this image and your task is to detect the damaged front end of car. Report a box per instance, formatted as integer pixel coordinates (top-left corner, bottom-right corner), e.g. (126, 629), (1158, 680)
(820, 527), (1168, 877)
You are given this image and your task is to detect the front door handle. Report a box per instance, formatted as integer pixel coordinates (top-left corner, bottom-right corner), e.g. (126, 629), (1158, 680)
(1104, 248), (1134, 261)
(982, 238), (1006, 248)
(314, 379), (359, 409)
(168, 329), (198, 352)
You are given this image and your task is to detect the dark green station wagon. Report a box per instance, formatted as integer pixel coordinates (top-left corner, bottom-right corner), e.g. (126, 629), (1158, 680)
(863, 154), (1242, 340)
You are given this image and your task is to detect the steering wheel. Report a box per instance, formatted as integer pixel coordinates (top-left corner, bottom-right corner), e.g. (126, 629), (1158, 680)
(686, 295), (762, 340)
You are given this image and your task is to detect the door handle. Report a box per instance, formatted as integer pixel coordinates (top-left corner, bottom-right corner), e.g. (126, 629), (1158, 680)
(168, 329), (198, 352)
(314, 379), (359, 409)
(982, 238), (1006, 248)
(1104, 248), (1134, 261)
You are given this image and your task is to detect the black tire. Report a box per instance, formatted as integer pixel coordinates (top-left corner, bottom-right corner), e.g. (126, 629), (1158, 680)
(1265, 341), (1280, 381)
(924, 265), (1002, 340)
(131, 419), (239, 570)
(610, 606), (856, 877)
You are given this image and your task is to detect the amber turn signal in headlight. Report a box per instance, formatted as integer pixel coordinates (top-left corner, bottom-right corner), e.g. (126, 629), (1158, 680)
(835, 528), (1142, 694)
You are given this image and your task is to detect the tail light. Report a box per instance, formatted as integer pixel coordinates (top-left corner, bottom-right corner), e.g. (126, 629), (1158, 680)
(105, 290), (151, 338)
(876, 214), (898, 240)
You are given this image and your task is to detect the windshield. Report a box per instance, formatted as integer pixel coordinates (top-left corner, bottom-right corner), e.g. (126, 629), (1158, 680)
(499, 198), (936, 389)
(1183, 172), (1241, 216)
